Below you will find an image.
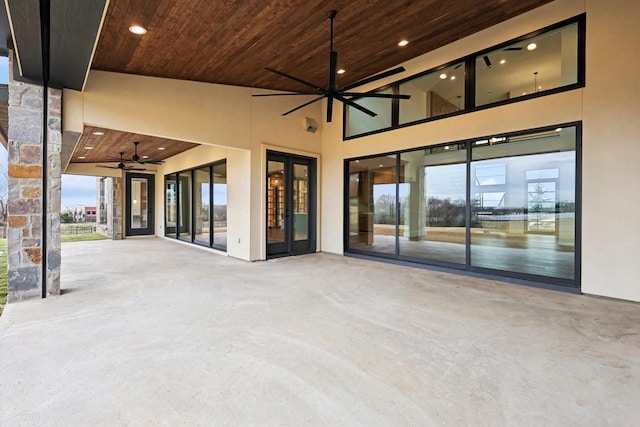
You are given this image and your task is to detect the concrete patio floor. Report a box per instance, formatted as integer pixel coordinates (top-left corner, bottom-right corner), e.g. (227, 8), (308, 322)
(1, 238), (638, 426)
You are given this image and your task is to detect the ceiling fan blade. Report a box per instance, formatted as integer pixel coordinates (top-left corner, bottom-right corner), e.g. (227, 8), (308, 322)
(340, 66), (406, 92)
(503, 47), (523, 51)
(281, 95), (326, 116)
(341, 92), (411, 99)
(96, 165), (119, 169)
(137, 159), (164, 165)
(454, 63), (463, 69)
(483, 55), (492, 67)
(335, 94), (377, 117)
(326, 95), (334, 122)
(263, 67), (325, 93)
(252, 92), (318, 97)
(124, 167), (147, 171)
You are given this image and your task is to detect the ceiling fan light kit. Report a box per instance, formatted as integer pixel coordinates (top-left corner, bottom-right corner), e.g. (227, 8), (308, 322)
(254, 10), (411, 123)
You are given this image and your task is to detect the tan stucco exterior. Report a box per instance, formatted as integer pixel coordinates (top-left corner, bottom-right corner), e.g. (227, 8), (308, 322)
(61, 0), (640, 302)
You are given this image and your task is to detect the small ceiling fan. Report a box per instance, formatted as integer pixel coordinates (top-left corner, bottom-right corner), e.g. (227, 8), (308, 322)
(96, 152), (147, 171)
(106, 141), (165, 165)
(129, 141), (165, 165)
(253, 9), (411, 123)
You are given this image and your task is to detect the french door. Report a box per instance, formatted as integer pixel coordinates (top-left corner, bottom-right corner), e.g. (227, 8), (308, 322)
(125, 173), (155, 236)
(266, 151), (316, 258)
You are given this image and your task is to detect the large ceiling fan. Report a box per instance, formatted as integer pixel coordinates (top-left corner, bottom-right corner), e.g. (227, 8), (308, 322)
(96, 152), (147, 171)
(253, 9), (411, 123)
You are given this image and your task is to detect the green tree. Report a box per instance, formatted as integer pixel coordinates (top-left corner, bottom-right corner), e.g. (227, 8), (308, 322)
(60, 213), (74, 223)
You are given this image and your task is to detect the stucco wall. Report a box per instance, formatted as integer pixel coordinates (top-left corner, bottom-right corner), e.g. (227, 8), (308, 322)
(62, 0), (640, 301)
(320, 0), (640, 302)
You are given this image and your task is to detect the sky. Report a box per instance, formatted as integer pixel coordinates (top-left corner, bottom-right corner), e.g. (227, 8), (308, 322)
(61, 174), (97, 207)
(0, 56), (8, 83)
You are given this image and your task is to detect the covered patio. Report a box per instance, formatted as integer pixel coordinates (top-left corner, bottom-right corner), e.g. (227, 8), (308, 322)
(1, 239), (638, 425)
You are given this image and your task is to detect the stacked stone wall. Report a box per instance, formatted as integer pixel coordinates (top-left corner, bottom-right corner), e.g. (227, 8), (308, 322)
(6, 52), (61, 302)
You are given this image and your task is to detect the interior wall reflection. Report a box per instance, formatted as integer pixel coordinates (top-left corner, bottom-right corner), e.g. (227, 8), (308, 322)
(348, 154), (398, 255)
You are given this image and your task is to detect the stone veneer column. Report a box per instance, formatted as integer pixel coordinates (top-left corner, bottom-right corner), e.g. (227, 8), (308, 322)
(6, 52), (62, 302)
(97, 177), (123, 240)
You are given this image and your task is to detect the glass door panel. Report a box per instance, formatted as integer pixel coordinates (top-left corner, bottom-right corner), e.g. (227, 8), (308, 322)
(399, 145), (467, 264)
(213, 162), (228, 249)
(130, 178), (148, 230)
(267, 152), (316, 257)
(126, 173), (154, 236)
(165, 175), (177, 237)
(293, 163), (308, 241)
(194, 167), (211, 246)
(346, 154), (398, 255)
(267, 160), (286, 245)
(178, 172), (192, 241)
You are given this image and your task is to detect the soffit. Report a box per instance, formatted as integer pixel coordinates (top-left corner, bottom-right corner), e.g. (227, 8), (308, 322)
(3, 0), (108, 90)
(92, 0), (554, 93)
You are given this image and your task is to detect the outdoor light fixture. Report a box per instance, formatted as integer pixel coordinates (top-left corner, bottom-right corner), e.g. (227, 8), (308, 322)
(398, 40), (409, 47)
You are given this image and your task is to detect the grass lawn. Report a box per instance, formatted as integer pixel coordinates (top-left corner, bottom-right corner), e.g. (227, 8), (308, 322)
(0, 239), (7, 316)
(62, 233), (108, 243)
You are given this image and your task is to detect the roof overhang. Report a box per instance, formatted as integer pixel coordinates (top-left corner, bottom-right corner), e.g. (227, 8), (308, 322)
(1, 0), (108, 90)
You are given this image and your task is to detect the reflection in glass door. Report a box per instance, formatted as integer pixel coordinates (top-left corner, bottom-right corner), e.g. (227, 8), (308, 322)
(126, 173), (155, 236)
(266, 152), (316, 258)
(267, 160), (285, 246)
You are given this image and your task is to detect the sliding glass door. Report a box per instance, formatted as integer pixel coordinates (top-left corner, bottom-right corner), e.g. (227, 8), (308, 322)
(164, 160), (227, 251)
(345, 125), (579, 286)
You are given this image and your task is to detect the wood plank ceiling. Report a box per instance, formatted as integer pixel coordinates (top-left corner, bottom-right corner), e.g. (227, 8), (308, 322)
(76, 0), (554, 165)
(92, 0), (554, 92)
(71, 126), (198, 164)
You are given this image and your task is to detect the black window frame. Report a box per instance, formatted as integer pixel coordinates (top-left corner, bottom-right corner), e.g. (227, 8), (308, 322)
(343, 14), (586, 140)
(164, 159), (227, 251)
(343, 122), (582, 290)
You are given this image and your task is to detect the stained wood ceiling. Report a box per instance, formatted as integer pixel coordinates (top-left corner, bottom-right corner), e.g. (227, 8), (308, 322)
(92, 0), (554, 93)
(76, 0), (554, 165)
(71, 126), (198, 164)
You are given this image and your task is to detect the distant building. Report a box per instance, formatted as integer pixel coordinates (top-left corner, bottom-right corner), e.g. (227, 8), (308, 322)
(84, 206), (97, 223)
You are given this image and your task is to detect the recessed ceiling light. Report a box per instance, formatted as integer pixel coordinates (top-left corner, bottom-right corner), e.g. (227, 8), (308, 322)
(337, 69), (346, 74)
(379, 164), (384, 167)
(444, 146), (450, 150)
(555, 128), (563, 132)
(354, 160), (360, 163)
(439, 73), (447, 80)
(499, 59), (506, 65)
(78, 156), (86, 159)
(129, 25), (147, 35)
(142, 155), (149, 159)
(92, 131), (104, 136)
(85, 146), (93, 150)
(158, 147), (166, 150)
(398, 40), (409, 47)
(527, 42), (537, 51)
(450, 76), (456, 80)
